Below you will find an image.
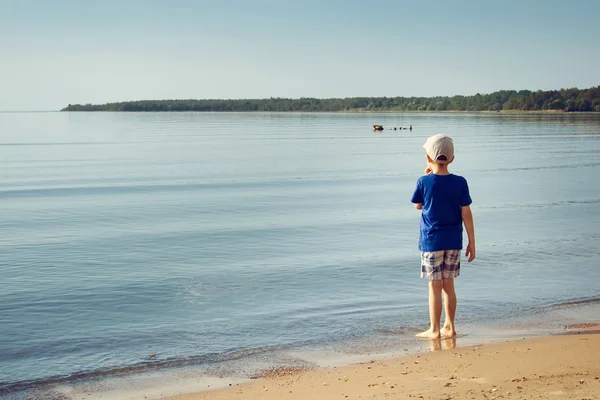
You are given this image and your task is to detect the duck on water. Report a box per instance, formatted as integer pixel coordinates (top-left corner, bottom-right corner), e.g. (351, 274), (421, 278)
(373, 125), (412, 131)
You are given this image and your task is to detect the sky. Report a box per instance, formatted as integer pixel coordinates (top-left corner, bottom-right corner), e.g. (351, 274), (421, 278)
(0, 0), (598, 110)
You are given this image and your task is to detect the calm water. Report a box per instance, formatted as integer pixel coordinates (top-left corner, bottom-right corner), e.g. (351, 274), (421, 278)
(1, 112), (599, 398)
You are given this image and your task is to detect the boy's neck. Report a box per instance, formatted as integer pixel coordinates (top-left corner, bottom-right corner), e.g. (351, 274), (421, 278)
(430, 163), (451, 175)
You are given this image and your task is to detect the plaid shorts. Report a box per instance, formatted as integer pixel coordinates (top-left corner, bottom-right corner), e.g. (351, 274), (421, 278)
(421, 250), (461, 280)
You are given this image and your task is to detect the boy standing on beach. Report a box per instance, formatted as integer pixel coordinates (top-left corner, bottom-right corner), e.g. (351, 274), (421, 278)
(410, 134), (476, 339)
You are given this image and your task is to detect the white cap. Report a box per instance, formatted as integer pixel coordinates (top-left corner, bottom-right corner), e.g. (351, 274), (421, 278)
(423, 134), (454, 164)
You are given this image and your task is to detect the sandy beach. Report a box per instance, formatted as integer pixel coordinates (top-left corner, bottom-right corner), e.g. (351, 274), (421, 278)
(167, 326), (600, 400)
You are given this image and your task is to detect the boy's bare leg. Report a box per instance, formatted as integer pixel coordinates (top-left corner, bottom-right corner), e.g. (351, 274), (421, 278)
(441, 278), (457, 338)
(416, 280), (443, 339)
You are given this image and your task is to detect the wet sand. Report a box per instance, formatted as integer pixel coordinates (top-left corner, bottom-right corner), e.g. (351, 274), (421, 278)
(166, 326), (600, 400)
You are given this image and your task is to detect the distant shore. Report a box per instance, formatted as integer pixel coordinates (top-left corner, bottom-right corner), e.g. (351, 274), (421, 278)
(57, 109), (600, 114)
(60, 86), (600, 113)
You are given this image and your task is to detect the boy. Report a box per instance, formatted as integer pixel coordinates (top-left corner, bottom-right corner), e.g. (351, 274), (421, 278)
(410, 134), (475, 339)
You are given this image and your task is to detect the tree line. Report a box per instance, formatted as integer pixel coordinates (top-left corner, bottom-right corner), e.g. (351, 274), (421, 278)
(61, 86), (600, 112)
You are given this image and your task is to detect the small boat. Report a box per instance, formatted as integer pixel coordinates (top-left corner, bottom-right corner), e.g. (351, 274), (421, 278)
(373, 125), (384, 131)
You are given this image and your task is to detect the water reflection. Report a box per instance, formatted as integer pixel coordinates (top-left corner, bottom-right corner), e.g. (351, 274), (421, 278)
(428, 336), (457, 352)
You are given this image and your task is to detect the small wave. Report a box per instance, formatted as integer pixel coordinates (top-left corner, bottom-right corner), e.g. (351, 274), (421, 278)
(538, 296), (600, 311)
(372, 327), (413, 335)
(476, 161), (600, 173)
(0, 172), (410, 198)
(478, 198), (600, 210)
(0, 345), (282, 394)
(0, 141), (131, 147)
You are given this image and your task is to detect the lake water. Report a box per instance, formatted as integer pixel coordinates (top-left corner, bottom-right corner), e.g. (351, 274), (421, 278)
(1, 112), (599, 399)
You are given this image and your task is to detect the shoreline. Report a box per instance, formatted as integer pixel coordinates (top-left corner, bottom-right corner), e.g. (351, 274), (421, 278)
(8, 300), (600, 400)
(167, 327), (600, 400)
(56, 109), (600, 114)
(3, 109), (600, 115)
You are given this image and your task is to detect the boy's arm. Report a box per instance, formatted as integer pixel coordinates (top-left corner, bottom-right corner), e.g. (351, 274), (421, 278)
(461, 205), (476, 262)
(413, 167), (432, 210)
(411, 179), (423, 210)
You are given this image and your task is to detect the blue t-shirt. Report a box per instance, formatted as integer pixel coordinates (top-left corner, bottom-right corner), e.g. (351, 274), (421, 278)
(410, 174), (472, 252)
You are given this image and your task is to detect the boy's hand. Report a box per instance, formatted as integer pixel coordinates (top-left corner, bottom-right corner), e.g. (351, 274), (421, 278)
(465, 243), (476, 262)
(424, 166), (433, 175)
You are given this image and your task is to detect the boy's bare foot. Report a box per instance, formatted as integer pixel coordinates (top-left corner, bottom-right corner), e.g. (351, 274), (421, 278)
(416, 328), (441, 339)
(440, 326), (456, 338)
